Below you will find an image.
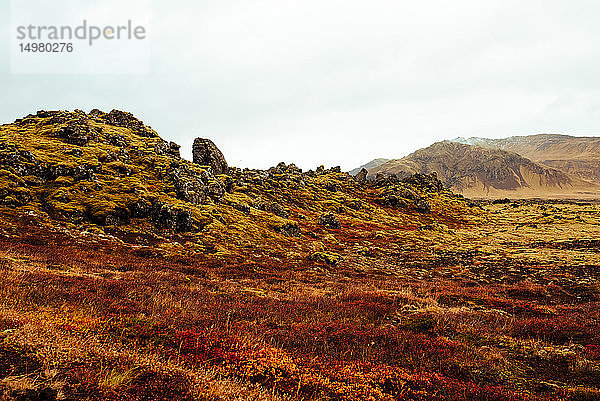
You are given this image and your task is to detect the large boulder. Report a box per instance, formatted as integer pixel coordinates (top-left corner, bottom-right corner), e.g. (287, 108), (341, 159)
(193, 138), (228, 175)
(354, 168), (368, 184)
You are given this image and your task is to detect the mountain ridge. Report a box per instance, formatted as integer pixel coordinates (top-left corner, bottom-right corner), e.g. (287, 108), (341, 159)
(366, 139), (600, 198)
(452, 134), (600, 183)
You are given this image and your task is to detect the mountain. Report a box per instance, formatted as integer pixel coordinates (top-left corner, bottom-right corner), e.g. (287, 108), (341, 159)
(453, 134), (600, 183)
(368, 140), (600, 198)
(348, 158), (389, 175)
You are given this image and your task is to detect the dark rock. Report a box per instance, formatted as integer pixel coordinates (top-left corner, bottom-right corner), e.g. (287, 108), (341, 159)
(155, 140), (181, 158)
(414, 199), (432, 213)
(252, 198), (267, 211)
(355, 168), (368, 184)
(47, 165), (72, 180)
(89, 108), (104, 117)
(170, 165), (207, 204)
(192, 138), (228, 175)
(64, 148), (83, 157)
(318, 212), (341, 229)
(377, 185), (432, 213)
(131, 198), (154, 218)
(267, 203), (289, 218)
(201, 170), (226, 201)
(401, 173), (444, 192)
(36, 110), (63, 119)
(103, 208), (130, 226)
(107, 134), (128, 148)
(287, 163), (302, 174)
(151, 204), (193, 232)
(168, 163), (225, 204)
(230, 202), (251, 214)
(325, 181), (339, 192)
(168, 141), (181, 157)
(104, 110), (157, 138)
(101, 148), (130, 164)
(55, 120), (91, 146)
(375, 173), (400, 187)
(492, 198), (511, 205)
(221, 175), (234, 193)
(72, 164), (97, 181)
(277, 222), (301, 237)
(0, 145), (45, 178)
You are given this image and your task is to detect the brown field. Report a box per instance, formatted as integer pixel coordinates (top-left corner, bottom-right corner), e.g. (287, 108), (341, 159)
(1, 200), (600, 401)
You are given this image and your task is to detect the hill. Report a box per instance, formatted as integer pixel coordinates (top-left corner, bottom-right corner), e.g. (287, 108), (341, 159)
(0, 110), (469, 255)
(348, 158), (390, 175)
(368, 141), (600, 198)
(453, 134), (600, 183)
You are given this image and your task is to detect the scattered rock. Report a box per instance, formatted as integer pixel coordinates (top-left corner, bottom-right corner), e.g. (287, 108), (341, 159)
(55, 119), (92, 146)
(104, 110), (157, 138)
(401, 173), (444, 192)
(377, 185), (431, 213)
(276, 222), (301, 237)
(267, 203), (289, 218)
(89, 108), (104, 117)
(325, 181), (339, 192)
(151, 204), (193, 232)
(107, 134), (128, 148)
(155, 140), (181, 158)
(415, 199), (432, 213)
(64, 148), (83, 157)
(318, 212), (341, 229)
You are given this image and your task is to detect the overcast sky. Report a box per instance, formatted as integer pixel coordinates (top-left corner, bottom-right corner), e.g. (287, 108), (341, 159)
(2, 0), (600, 170)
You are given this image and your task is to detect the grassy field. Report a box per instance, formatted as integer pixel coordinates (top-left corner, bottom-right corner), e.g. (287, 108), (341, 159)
(1, 200), (599, 401)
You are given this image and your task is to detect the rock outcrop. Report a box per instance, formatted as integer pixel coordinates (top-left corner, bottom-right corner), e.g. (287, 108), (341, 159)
(193, 138), (228, 175)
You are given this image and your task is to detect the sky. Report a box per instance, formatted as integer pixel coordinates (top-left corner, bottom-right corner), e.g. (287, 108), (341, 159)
(2, 0), (600, 170)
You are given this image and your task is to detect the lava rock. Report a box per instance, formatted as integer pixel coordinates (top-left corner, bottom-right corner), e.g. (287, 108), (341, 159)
(155, 140), (181, 158)
(277, 222), (301, 237)
(318, 212), (341, 229)
(170, 165), (208, 204)
(55, 120), (91, 146)
(355, 168), (368, 184)
(64, 148), (83, 157)
(192, 138), (228, 175)
(414, 199), (432, 213)
(401, 173), (444, 192)
(151, 204), (193, 232)
(107, 134), (128, 148)
(267, 202), (289, 218)
(104, 110), (157, 138)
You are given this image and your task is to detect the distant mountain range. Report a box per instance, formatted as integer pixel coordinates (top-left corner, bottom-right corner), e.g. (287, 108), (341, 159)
(354, 134), (600, 199)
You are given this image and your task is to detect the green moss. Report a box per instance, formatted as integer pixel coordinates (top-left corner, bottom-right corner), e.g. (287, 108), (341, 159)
(54, 176), (74, 187)
(309, 251), (343, 266)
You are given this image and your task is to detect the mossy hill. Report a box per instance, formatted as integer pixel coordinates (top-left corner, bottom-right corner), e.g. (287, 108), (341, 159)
(0, 109), (478, 268)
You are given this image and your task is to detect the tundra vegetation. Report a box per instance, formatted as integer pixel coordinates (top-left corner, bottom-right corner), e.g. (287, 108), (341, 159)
(0, 110), (599, 400)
